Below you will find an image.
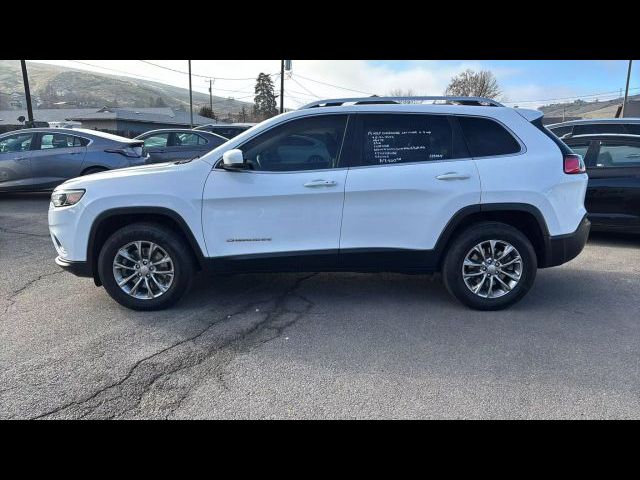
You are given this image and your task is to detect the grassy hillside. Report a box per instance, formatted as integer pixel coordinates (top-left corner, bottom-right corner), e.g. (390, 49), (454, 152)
(539, 94), (639, 119)
(0, 60), (253, 118)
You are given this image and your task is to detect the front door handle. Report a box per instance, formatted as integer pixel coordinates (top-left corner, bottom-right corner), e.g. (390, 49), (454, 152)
(436, 172), (471, 181)
(304, 179), (338, 188)
(15, 156), (29, 162)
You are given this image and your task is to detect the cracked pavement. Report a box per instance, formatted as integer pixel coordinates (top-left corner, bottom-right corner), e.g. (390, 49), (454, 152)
(1, 192), (640, 419)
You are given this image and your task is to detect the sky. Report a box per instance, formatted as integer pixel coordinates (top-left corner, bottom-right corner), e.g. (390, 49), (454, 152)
(32, 60), (639, 110)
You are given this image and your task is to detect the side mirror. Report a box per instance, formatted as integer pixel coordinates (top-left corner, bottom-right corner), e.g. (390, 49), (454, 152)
(222, 149), (246, 169)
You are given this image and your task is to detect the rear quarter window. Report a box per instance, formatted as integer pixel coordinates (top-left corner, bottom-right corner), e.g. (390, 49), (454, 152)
(531, 117), (573, 155)
(458, 116), (521, 157)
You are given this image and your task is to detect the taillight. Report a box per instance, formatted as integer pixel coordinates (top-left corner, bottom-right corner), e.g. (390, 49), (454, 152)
(105, 145), (144, 158)
(564, 154), (586, 174)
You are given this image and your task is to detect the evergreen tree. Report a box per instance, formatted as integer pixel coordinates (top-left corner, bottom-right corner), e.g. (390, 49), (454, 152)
(253, 73), (277, 121)
(198, 106), (216, 120)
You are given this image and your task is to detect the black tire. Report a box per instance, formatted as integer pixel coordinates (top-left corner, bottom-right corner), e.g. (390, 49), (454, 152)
(98, 222), (195, 311)
(442, 222), (537, 311)
(81, 167), (107, 176)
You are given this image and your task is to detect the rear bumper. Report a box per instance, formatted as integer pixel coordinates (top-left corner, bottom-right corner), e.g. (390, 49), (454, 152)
(541, 215), (591, 268)
(55, 256), (93, 278)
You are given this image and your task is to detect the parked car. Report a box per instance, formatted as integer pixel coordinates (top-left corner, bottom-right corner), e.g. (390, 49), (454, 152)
(194, 123), (256, 139)
(135, 129), (228, 164)
(548, 118), (640, 139)
(0, 128), (148, 192)
(49, 96), (589, 311)
(564, 133), (640, 233)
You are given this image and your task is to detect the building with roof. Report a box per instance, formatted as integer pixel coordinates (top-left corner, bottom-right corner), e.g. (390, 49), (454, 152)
(67, 107), (216, 137)
(615, 99), (640, 118)
(0, 106), (220, 136)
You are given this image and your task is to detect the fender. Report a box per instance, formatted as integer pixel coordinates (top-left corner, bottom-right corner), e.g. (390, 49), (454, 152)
(432, 202), (550, 261)
(87, 206), (206, 284)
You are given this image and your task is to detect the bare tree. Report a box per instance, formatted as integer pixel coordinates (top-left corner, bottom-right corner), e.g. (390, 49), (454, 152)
(444, 69), (502, 99)
(386, 88), (421, 103)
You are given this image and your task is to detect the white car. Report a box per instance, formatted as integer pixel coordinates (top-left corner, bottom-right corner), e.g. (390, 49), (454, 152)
(48, 96), (590, 311)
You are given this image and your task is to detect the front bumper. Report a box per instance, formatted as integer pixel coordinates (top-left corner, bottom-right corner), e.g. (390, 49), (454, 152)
(55, 256), (92, 278)
(541, 215), (591, 268)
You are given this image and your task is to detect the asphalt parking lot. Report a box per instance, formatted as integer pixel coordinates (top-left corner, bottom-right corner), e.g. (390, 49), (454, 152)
(1, 192), (639, 419)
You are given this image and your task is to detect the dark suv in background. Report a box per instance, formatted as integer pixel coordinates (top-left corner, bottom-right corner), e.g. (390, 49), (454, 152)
(564, 133), (640, 233)
(548, 118), (640, 138)
(194, 123), (256, 139)
(135, 129), (228, 164)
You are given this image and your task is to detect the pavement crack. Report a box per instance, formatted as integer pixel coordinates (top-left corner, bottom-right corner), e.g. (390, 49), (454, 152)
(1, 270), (64, 318)
(32, 273), (319, 420)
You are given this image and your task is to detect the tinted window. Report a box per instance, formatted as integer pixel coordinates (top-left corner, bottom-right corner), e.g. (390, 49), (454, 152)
(567, 141), (590, 158)
(548, 125), (572, 137)
(359, 114), (454, 166)
(0, 133), (33, 153)
(175, 133), (205, 146)
(224, 127), (248, 138)
(240, 115), (347, 171)
(39, 133), (86, 149)
(573, 124), (626, 135)
(142, 133), (170, 148)
(595, 141), (640, 168)
(458, 116), (521, 157)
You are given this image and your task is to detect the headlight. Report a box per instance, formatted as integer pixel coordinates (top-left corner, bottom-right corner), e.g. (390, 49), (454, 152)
(51, 189), (85, 207)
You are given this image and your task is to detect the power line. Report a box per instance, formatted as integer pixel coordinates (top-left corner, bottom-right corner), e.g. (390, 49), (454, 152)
(505, 86), (640, 105)
(66, 60), (254, 101)
(66, 60), (172, 84)
(289, 75), (321, 99)
(139, 60), (277, 81)
(293, 73), (376, 95)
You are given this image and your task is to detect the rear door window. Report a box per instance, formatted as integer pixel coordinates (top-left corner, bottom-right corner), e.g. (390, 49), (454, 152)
(567, 141), (590, 158)
(175, 133), (206, 146)
(458, 116), (521, 157)
(594, 141), (640, 168)
(356, 114), (459, 166)
(142, 133), (170, 148)
(39, 133), (87, 149)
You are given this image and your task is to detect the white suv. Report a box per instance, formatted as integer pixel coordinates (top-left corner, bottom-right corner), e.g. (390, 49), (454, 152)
(48, 96), (590, 311)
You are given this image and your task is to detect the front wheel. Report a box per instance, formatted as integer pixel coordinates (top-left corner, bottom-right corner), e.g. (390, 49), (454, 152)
(98, 223), (195, 310)
(442, 222), (537, 311)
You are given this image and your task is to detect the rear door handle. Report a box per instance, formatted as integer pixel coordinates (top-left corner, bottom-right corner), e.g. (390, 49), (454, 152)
(304, 179), (337, 188)
(436, 172), (471, 180)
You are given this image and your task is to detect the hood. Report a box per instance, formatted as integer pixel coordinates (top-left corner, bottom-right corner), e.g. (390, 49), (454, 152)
(56, 161), (197, 190)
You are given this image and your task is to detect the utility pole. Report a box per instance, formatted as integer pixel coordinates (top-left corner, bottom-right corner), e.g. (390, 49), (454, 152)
(188, 60), (194, 128)
(622, 60), (633, 118)
(20, 60), (34, 128)
(208, 78), (213, 112)
(280, 60), (285, 114)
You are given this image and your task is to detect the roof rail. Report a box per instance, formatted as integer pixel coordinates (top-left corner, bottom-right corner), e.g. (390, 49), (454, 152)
(299, 96), (504, 110)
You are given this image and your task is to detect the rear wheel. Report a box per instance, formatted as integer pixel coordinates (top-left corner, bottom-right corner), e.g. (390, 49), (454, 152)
(98, 223), (195, 310)
(442, 222), (537, 310)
